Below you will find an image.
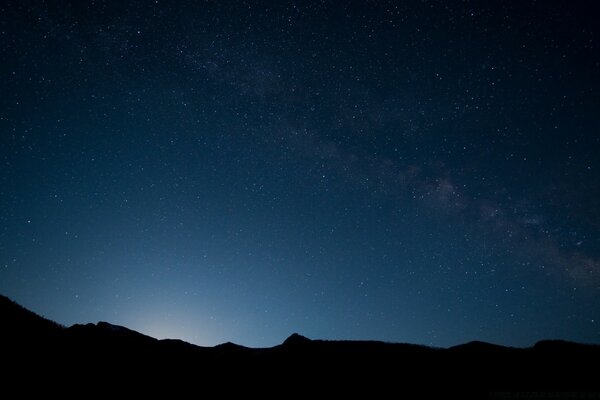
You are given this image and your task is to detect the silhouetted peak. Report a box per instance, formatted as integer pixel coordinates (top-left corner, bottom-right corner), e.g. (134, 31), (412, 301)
(68, 321), (155, 342)
(96, 321), (134, 334)
(534, 339), (572, 347)
(214, 341), (248, 353)
(283, 333), (311, 346)
(533, 339), (595, 352)
(216, 341), (239, 348)
(450, 340), (507, 351)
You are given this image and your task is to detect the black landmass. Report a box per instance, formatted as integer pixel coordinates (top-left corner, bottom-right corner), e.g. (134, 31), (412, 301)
(1, 294), (598, 397)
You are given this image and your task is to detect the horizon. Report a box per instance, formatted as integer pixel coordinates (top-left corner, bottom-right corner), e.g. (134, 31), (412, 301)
(1, 1), (599, 349)
(3, 293), (596, 349)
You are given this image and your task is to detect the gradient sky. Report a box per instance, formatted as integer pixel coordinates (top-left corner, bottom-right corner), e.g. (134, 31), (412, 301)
(1, 1), (599, 348)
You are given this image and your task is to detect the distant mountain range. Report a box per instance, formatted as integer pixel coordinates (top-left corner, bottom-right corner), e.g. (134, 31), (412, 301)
(1, 294), (598, 396)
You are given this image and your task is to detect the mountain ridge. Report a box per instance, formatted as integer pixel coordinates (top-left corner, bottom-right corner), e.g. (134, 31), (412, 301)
(3, 294), (596, 351)
(2, 294), (598, 395)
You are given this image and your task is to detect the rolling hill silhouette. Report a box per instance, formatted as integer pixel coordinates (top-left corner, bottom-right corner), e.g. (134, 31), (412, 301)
(1, 294), (598, 396)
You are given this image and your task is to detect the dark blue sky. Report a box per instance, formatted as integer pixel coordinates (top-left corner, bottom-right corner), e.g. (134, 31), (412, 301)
(1, 0), (599, 347)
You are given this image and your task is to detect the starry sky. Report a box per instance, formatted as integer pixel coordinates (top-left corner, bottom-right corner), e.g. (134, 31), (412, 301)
(1, 1), (599, 348)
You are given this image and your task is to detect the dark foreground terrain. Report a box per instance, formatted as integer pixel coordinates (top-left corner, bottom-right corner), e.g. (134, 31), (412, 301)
(1, 294), (598, 397)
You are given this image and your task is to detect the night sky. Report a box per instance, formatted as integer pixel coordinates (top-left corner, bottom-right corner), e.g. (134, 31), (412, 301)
(1, 1), (599, 348)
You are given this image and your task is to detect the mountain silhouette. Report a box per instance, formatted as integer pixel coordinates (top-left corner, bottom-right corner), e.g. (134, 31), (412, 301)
(1, 294), (598, 396)
(282, 332), (311, 346)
